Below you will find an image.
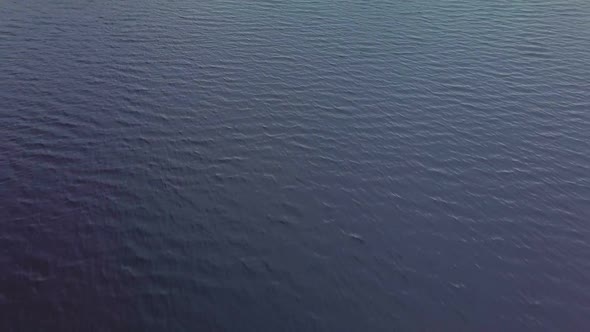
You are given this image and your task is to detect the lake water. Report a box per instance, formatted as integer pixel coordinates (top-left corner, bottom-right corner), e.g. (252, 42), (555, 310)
(1, 0), (590, 330)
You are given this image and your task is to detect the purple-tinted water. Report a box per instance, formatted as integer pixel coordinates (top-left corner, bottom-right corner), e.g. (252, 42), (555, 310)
(2, 0), (590, 330)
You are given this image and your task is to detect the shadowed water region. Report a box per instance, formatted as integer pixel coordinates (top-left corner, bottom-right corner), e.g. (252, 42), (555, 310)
(1, 0), (590, 330)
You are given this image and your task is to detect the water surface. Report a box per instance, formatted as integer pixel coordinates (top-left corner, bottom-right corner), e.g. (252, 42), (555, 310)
(1, 0), (590, 330)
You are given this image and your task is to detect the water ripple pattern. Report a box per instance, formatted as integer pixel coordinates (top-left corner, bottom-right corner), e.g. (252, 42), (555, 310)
(1, 0), (590, 331)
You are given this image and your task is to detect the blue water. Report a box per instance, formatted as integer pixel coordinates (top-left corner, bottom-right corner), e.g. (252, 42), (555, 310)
(2, 0), (590, 330)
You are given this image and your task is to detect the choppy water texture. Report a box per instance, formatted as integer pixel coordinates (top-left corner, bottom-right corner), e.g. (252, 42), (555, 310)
(2, 0), (590, 330)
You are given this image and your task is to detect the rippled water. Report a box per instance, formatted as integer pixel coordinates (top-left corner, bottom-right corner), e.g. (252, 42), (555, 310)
(2, 0), (590, 330)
